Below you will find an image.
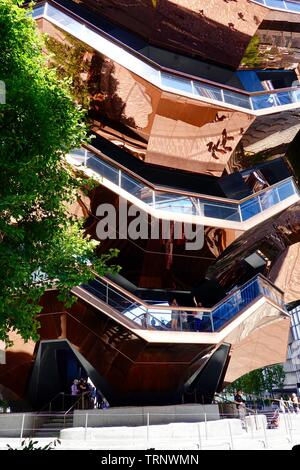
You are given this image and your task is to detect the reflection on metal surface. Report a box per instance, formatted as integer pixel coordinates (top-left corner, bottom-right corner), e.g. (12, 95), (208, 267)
(0, 331), (35, 398)
(0, 279), (289, 404)
(208, 201), (300, 291)
(33, 3), (300, 174)
(62, 0), (267, 69)
(32, 3), (300, 114)
(269, 242), (300, 303)
(224, 303), (290, 383)
(6, 0), (295, 403)
(240, 111), (300, 156)
(36, 14), (255, 174)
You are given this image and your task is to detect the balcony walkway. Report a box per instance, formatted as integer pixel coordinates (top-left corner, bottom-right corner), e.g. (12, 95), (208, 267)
(67, 146), (300, 230)
(32, 1), (300, 115)
(71, 274), (288, 344)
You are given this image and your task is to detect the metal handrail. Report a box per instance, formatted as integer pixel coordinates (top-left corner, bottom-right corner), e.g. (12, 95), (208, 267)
(38, 391), (64, 414)
(64, 392), (90, 416)
(83, 272), (286, 316)
(82, 143), (298, 205)
(32, 1), (300, 107)
(214, 393), (257, 415)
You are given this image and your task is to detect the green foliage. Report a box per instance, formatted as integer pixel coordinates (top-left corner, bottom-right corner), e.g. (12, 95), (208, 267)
(241, 35), (263, 68)
(0, 0), (118, 345)
(264, 364), (286, 392)
(225, 364), (286, 396)
(44, 29), (92, 108)
(0, 399), (9, 409)
(7, 438), (61, 450)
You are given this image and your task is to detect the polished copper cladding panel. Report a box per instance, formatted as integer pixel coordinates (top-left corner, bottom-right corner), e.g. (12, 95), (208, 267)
(37, 18), (255, 175)
(240, 111), (300, 158)
(269, 242), (300, 304)
(0, 332), (35, 399)
(224, 304), (290, 383)
(208, 201), (300, 289)
(69, 0), (266, 68)
(0, 285), (289, 404)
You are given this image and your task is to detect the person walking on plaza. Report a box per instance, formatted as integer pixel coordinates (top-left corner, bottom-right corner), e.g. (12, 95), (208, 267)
(279, 397), (286, 414)
(287, 396), (293, 412)
(292, 393), (299, 413)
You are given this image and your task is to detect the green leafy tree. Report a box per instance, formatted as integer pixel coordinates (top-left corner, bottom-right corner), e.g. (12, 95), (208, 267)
(225, 364), (285, 396)
(263, 364), (285, 393)
(0, 0), (118, 346)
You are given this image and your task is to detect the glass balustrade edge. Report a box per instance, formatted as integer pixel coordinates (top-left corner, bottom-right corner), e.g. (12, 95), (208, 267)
(77, 275), (286, 334)
(68, 149), (299, 225)
(31, 3), (300, 114)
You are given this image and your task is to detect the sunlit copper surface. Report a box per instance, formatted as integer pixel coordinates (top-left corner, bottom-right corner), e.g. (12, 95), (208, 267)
(269, 242), (300, 304)
(70, 0), (266, 68)
(0, 332), (35, 399)
(224, 306), (290, 383)
(37, 18), (254, 176)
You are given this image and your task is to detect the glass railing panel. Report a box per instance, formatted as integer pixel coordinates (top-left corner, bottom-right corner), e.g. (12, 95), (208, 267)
(251, 93), (278, 110)
(154, 192), (196, 215)
(258, 187), (280, 210)
(46, 4), (88, 38)
(146, 309), (213, 332)
(83, 279), (147, 321)
(31, 4), (45, 18)
(193, 82), (223, 102)
(46, 4), (75, 27)
(287, 2), (300, 13)
(161, 72), (193, 94)
(240, 197), (261, 221)
(212, 278), (261, 331)
(70, 149), (298, 224)
(121, 173), (147, 199)
(86, 152), (119, 185)
(277, 179), (296, 200)
(267, 0), (288, 8)
(203, 201), (240, 221)
(69, 148), (86, 165)
(260, 281), (285, 308)
(81, 275), (285, 332)
(275, 91), (294, 106)
(222, 90), (252, 109)
(188, 313), (213, 332)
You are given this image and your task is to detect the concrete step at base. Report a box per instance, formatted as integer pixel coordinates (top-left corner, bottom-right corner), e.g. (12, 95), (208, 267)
(34, 432), (60, 438)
